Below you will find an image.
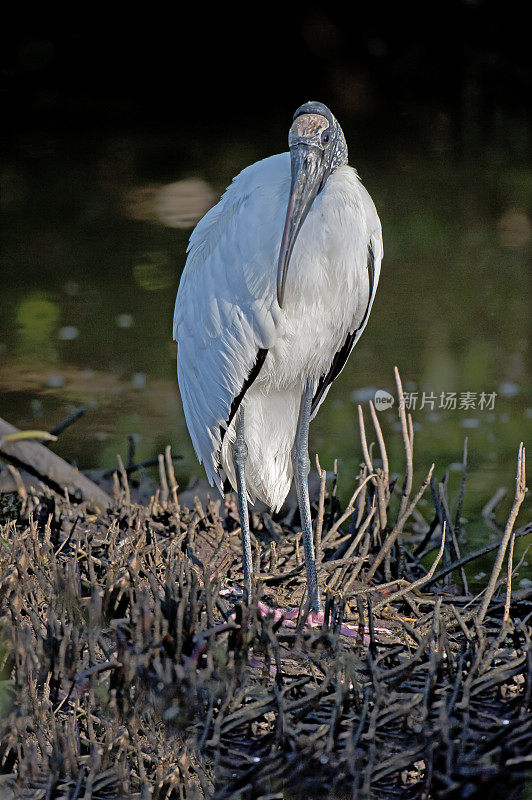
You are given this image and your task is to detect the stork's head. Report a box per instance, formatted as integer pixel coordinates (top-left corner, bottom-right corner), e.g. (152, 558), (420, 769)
(277, 101), (347, 307)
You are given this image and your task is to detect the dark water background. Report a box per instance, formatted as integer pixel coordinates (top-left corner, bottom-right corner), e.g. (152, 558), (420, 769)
(1, 10), (530, 584)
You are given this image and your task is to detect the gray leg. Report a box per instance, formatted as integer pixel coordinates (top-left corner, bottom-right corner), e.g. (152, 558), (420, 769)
(233, 406), (253, 600)
(293, 381), (322, 612)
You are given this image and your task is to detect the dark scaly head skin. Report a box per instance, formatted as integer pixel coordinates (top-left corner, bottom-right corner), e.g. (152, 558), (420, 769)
(291, 101), (348, 179)
(277, 101), (348, 307)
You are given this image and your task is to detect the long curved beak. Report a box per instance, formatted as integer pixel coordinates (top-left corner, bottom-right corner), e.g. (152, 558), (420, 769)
(276, 145), (324, 308)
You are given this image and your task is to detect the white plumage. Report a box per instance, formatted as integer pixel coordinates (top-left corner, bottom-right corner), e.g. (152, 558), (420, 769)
(174, 151), (382, 511)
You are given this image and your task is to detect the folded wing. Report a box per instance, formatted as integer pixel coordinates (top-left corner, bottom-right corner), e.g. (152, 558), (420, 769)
(173, 154), (289, 490)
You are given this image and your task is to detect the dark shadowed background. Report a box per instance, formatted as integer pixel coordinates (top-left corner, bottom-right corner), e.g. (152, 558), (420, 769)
(1, 5), (530, 580)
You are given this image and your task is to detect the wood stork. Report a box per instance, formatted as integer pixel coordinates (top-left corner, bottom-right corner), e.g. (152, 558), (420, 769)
(174, 101), (382, 611)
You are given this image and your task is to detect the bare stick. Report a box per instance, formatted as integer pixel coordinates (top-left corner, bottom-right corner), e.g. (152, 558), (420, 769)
(407, 413), (414, 454)
(321, 473), (376, 544)
(424, 521), (532, 588)
(341, 506), (377, 592)
(454, 437), (468, 533)
(49, 407), (86, 437)
(365, 463), (434, 583)
(394, 367), (413, 520)
(0, 416), (111, 508)
(373, 525), (447, 611)
(369, 400), (389, 555)
(355, 468), (369, 529)
(116, 454), (131, 506)
(5, 464), (27, 498)
(503, 531), (516, 625)
(165, 444), (179, 506)
(357, 405), (373, 473)
(476, 443), (527, 624)
(482, 486), (507, 518)
(369, 401), (389, 486)
(438, 479), (468, 594)
(328, 500), (377, 592)
(158, 454), (169, 504)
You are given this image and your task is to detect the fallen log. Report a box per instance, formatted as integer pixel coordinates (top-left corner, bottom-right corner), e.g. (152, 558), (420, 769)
(0, 416), (111, 508)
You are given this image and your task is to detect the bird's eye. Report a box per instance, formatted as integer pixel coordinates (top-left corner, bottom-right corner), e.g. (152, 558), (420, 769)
(322, 133), (330, 144)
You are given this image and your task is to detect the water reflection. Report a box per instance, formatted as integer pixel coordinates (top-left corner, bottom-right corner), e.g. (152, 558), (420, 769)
(122, 179), (216, 228)
(0, 131), (530, 572)
(16, 293), (60, 359)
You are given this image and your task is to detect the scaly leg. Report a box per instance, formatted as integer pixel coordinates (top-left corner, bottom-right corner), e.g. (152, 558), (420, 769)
(233, 406), (253, 599)
(292, 380), (322, 611)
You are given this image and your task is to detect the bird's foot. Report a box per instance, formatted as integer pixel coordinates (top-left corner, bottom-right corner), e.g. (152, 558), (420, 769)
(257, 600), (367, 640)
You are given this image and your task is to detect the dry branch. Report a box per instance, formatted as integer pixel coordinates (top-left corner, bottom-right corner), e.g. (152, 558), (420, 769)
(0, 416), (111, 508)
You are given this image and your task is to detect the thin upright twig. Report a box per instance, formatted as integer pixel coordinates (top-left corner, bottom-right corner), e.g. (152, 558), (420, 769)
(158, 453), (169, 505)
(165, 444), (179, 507)
(358, 405), (373, 474)
(116, 454), (131, 506)
(394, 367), (413, 520)
(503, 531), (516, 625)
(321, 473), (375, 545)
(476, 443), (527, 624)
(369, 400), (389, 488)
(365, 464), (434, 583)
(454, 437), (468, 533)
